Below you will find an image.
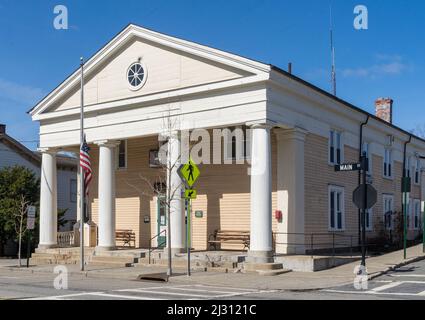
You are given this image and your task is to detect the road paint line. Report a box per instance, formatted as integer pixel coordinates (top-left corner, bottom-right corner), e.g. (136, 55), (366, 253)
(417, 290), (425, 296)
(25, 292), (105, 300)
(322, 289), (424, 297)
(168, 287), (256, 295)
(194, 284), (256, 292)
(115, 284), (194, 292)
(85, 293), (163, 300)
(371, 282), (402, 292)
(389, 274), (425, 278)
(118, 288), (212, 298)
(198, 289), (279, 300)
(377, 280), (425, 285)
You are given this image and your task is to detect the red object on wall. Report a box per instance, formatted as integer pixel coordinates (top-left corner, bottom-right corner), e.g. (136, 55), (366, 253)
(275, 210), (283, 222)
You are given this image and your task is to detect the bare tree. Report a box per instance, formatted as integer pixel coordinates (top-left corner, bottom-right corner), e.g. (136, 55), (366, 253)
(14, 195), (29, 268)
(412, 124), (425, 139)
(125, 106), (186, 277)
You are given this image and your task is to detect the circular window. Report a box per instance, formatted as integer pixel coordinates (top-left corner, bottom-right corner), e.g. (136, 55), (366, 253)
(127, 62), (146, 90)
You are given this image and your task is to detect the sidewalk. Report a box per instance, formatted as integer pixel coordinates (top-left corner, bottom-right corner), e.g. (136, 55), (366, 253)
(1, 245), (424, 291)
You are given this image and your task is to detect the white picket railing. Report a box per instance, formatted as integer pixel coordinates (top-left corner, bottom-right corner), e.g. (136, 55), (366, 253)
(57, 231), (75, 247)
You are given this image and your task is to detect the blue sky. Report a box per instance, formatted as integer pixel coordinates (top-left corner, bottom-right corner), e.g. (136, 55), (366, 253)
(0, 0), (424, 149)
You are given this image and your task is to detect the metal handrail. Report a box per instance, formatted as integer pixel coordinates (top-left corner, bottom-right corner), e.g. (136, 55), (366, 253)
(272, 232), (356, 258)
(148, 229), (167, 264)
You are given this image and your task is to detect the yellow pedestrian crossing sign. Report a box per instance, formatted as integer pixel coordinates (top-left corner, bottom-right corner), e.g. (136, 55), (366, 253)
(185, 189), (197, 200)
(179, 158), (200, 188)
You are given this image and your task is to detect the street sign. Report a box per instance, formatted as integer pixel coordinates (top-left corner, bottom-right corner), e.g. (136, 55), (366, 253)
(184, 188), (197, 200)
(353, 184), (377, 210)
(334, 163), (362, 172)
(27, 206), (36, 230)
(179, 158), (200, 188)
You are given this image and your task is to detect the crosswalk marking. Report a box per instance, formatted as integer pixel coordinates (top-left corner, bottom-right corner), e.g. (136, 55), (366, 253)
(370, 282), (402, 292)
(25, 284), (272, 300)
(389, 274), (425, 278)
(118, 288), (214, 298)
(85, 293), (163, 300)
(193, 284), (256, 292)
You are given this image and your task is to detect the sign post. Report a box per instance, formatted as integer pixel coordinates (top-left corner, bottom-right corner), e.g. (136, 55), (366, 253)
(26, 206), (36, 268)
(336, 156), (377, 268)
(402, 177), (411, 259)
(179, 158), (200, 277)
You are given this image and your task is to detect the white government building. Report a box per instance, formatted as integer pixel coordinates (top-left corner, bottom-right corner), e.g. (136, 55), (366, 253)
(29, 24), (425, 263)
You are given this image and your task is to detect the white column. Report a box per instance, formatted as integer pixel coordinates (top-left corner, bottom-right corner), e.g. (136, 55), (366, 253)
(96, 141), (119, 251)
(38, 149), (58, 249)
(249, 124), (273, 263)
(167, 131), (184, 253)
(276, 128), (307, 254)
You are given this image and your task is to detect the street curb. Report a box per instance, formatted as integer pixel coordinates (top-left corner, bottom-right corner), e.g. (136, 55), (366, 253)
(368, 255), (425, 281)
(2, 254), (425, 292)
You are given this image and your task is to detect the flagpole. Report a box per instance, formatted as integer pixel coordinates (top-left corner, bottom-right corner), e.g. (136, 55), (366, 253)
(80, 57), (85, 271)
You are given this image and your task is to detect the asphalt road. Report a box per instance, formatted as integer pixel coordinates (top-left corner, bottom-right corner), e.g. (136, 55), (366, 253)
(1, 260), (425, 300)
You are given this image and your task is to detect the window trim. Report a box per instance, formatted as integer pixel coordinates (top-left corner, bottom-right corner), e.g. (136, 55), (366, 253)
(329, 129), (344, 166)
(383, 148), (393, 179)
(362, 208), (373, 232)
(126, 62), (148, 91)
(70, 179), (77, 203)
(116, 140), (128, 170)
(413, 199), (421, 230)
(414, 157), (421, 185)
(383, 194), (394, 230)
(223, 126), (251, 163)
(362, 141), (373, 174)
(328, 185), (345, 232)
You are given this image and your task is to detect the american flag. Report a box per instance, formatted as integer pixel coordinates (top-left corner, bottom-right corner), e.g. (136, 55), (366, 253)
(80, 137), (92, 196)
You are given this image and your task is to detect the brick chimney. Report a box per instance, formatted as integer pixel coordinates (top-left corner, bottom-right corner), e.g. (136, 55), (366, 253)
(375, 98), (393, 124)
(0, 124), (5, 134)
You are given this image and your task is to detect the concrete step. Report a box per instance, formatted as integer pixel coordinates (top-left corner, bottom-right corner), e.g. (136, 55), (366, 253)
(29, 258), (80, 265)
(95, 251), (147, 259)
(243, 262), (284, 272)
(89, 260), (134, 268)
(91, 256), (138, 264)
(256, 269), (292, 276)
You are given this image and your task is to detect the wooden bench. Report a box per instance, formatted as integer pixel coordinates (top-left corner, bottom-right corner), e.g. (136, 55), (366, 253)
(116, 229), (136, 248)
(208, 230), (250, 251)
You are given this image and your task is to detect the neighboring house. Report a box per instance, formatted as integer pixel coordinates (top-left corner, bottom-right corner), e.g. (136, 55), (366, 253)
(29, 24), (425, 260)
(0, 124), (77, 231)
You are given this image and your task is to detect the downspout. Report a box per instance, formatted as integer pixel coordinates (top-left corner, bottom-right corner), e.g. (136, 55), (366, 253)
(402, 134), (412, 255)
(358, 115), (370, 246)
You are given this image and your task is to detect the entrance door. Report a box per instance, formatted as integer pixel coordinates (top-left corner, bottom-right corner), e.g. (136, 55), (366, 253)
(157, 195), (167, 248)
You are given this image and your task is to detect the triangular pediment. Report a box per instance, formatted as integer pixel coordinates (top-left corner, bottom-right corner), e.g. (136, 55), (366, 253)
(31, 24), (271, 119)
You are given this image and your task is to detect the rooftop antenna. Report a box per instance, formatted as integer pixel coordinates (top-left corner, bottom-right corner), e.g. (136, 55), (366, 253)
(330, 5), (337, 96)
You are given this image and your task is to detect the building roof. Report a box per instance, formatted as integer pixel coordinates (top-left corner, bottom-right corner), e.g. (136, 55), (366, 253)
(0, 127), (77, 170)
(27, 23), (424, 145)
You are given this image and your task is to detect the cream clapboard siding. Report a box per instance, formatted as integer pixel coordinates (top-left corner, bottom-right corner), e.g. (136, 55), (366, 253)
(52, 38), (249, 113)
(304, 132), (422, 249)
(88, 133), (278, 250)
(304, 133), (360, 248)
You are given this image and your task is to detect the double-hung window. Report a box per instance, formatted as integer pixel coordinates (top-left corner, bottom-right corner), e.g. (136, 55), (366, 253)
(329, 130), (343, 165)
(415, 158), (421, 185)
(405, 156), (411, 178)
(117, 140), (127, 169)
(329, 185), (345, 231)
(383, 149), (393, 178)
(224, 126), (251, 163)
(383, 195), (394, 230)
(362, 142), (372, 173)
(414, 199), (421, 230)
